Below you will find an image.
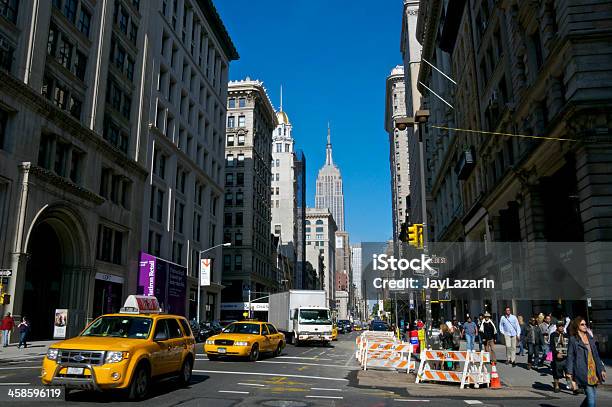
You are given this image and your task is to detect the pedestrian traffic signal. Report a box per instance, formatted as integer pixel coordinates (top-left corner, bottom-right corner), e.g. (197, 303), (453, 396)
(406, 224), (423, 249)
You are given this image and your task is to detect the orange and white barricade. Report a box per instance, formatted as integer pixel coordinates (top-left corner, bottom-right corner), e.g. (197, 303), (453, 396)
(355, 331), (396, 363)
(415, 350), (490, 389)
(363, 342), (417, 373)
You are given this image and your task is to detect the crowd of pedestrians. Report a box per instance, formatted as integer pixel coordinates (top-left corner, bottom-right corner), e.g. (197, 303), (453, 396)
(436, 307), (607, 406)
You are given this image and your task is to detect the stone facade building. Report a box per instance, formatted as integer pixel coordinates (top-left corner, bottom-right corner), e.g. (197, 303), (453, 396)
(415, 0), (612, 351)
(385, 65), (411, 248)
(141, 0), (237, 321)
(221, 79), (277, 318)
(0, 0), (236, 338)
(305, 207), (337, 307)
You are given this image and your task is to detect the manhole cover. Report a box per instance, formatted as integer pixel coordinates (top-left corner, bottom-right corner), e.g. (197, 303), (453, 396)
(260, 401), (309, 407)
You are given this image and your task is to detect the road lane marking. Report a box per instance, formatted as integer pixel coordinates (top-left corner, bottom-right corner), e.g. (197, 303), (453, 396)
(0, 367), (39, 370)
(238, 383), (265, 387)
(0, 383), (30, 385)
(277, 356), (332, 361)
(464, 401), (483, 405)
(394, 399), (430, 402)
(344, 352), (356, 367)
(306, 395), (343, 400)
(310, 387), (342, 391)
(193, 370), (348, 381)
(218, 390), (249, 394)
(256, 360), (355, 369)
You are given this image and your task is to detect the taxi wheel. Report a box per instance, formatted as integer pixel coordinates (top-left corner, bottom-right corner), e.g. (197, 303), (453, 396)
(274, 342), (283, 357)
(128, 364), (150, 400)
(249, 344), (259, 362)
(207, 354), (219, 361)
(178, 357), (193, 387)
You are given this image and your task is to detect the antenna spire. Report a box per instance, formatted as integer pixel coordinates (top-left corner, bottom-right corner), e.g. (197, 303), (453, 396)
(280, 85), (283, 111)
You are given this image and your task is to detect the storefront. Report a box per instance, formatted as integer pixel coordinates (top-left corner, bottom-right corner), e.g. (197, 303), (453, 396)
(92, 273), (124, 317)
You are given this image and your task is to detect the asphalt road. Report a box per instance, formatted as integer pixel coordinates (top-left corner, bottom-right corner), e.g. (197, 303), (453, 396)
(0, 332), (609, 406)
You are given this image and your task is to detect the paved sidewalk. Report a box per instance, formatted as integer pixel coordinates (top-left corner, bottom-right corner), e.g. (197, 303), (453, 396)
(0, 341), (54, 362)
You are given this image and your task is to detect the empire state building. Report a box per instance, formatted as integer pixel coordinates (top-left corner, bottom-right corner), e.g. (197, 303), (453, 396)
(315, 125), (345, 231)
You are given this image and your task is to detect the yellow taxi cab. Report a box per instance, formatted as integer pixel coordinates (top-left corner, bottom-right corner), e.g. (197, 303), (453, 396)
(204, 320), (284, 361)
(332, 324), (338, 341)
(41, 296), (195, 400)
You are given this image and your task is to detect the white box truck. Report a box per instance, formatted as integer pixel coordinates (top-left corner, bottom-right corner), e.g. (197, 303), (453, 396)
(268, 290), (332, 346)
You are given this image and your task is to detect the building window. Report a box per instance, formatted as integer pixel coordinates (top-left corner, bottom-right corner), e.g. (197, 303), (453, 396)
(235, 212), (243, 226)
(96, 224), (124, 265)
(0, 37), (14, 71)
(237, 154), (244, 166)
(227, 116), (235, 128)
(0, 0), (19, 23)
(226, 154), (234, 167)
(234, 232), (242, 246)
(237, 135), (245, 146)
(77, 7), (91, 37)
(227, 134), (234, 146)
(224, 192), (233, 206)
(274, 224), (281, 235)
(236, 172), (244, 186)
(224, 212), (232, 226)
(172, 240), (183, 265)
(0, 107), (8, 150)
(174, 200), (184, 234)
(225, 173), (233, 186)
(57, 37), (73, 69)
(148, 231), (162, 257)
(63, 0), (77, 23)
(235, 255), (242, 271)
(223, 255), (231, 272)
(238, 115), (245, 127)
(238, 97), (246, 107)
(150, 186), (164, 222)
(228, 98), (235, 108)
(193, 212), (202, 241)
(235, 192), (243, 206)
(153, 148), (166, 179)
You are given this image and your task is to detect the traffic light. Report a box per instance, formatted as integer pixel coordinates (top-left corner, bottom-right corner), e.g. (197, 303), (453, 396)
(0, 293), (10, 305)
(406, 224), (424, 249)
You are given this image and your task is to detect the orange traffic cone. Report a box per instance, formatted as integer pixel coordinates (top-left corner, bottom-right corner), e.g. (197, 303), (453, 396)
(490, 362), (502, 388)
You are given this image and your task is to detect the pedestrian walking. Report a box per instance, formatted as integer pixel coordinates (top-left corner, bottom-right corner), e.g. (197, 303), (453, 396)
(451, 318), (461, 351)
(539, 314), (554, 366)
(499, 306), (521, 366)
(524, 317), (540, 370)
(439, 324), (455, 370)
(477, 313), (484, 351)
(566, 316), (606, 407)
(550, 320), (569, 393)
(17, 317), (30, 349)
(517, 315), (526, 356)
(462, 316), (478, 352)
(1, 312), (14, 347)
(479, 312), (497, 362)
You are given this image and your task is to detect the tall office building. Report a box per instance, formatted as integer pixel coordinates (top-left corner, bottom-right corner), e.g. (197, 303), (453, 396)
(270, 95), (298, 287)
(0, 0), (236, 337)
(141, 0), (238, 321)
(294, 149), (307, 289)
(221, 78), (277, 320)
(385, 65), (411, 246)
(305, 207), (337, 307)
(315, 125), (345, 231)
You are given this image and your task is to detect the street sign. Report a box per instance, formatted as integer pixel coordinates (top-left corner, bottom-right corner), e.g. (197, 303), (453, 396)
(200, 259), (211, 286)
(0, 269), (12, 277)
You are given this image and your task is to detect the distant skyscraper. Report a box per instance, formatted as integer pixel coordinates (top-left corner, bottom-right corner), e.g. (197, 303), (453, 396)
(315, 125), (345, 231)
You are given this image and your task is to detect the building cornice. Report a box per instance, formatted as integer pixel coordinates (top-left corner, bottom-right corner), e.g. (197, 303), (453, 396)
(0, 71), (148, 179)
(196, 0), (239, 60)
(20, 163), (105, 205)
(416, 0), (443, 93)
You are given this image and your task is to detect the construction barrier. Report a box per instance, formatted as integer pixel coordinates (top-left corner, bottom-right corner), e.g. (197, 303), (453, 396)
(355, 331), (396, 363)
(415, 350), (491, 389)
(363, 342), (417, 373)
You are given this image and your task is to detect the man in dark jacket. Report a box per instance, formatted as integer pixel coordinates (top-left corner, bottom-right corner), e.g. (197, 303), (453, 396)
(479, 312), (497, 362)
(550, 320), (569, 392)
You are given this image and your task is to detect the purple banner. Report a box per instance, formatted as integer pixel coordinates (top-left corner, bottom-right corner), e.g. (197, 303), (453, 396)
(138, 252), (187, 316)
(138, 252), (156, 296)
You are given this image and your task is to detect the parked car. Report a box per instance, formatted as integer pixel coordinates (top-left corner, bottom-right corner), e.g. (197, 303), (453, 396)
(219, 319), (238, 328)
(190, 321), (222, 342)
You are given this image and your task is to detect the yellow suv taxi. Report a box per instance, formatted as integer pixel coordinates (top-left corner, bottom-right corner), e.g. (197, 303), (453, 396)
(204, 320), (284, 361)
(41, 296), (195, 400)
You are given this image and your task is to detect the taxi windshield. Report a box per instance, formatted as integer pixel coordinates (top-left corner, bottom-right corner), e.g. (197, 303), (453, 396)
(81, 316), (153, 339)
(222, 323), (261, 335)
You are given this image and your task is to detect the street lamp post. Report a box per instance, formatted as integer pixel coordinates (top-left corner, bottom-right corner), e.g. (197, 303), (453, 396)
(197, 242), (231, 323)
(247, 290), (271, 319)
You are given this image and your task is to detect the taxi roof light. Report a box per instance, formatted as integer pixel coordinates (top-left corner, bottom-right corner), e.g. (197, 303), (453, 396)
(120, 295), (161, 314)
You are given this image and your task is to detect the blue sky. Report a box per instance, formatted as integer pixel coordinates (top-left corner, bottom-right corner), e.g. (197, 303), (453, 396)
(216, 0), (404, 243)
